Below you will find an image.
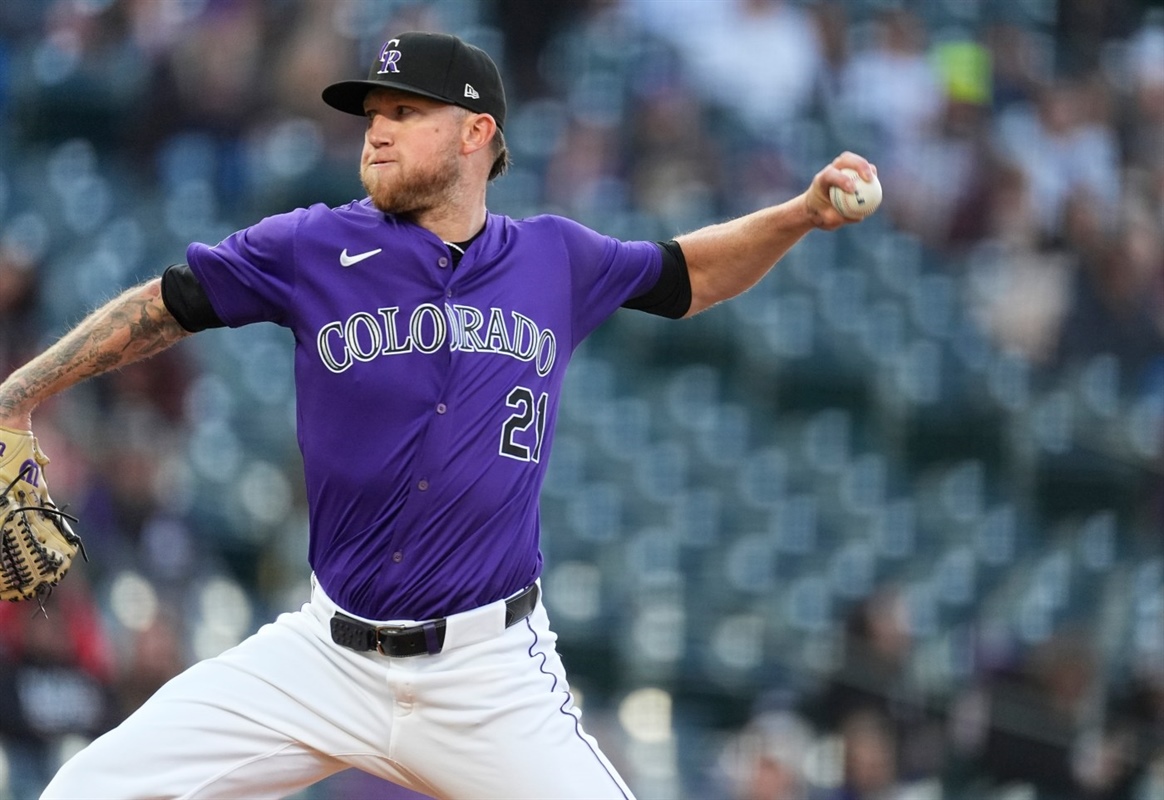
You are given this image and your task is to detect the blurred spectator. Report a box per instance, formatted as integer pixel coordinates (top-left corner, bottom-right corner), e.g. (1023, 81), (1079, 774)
(163, 1), (267, 140)
(1126, 33), (1164, 146)
(1106, 660), (1164, 799)
(140, 0), (269, 209)
(1054, 198), (1164, 392)
(826, 709), (911, 800)
(955, 627), (1142, 799)
(886, 32), (994, 252)
(1122, 12), (1164, 238)
(888, 91), (993, 254)
(800, 587), (944, 785)
(1054, 0), (1140, 78)
(265, 0), (349, 122)
(831, 8), (944, 164)
(808, 1), (850, 116)
(9, 0), (150, 151)
(992, 75), (1123, 240)
(984, 22), (1048, 111)
(715, 709), (819, 800)
(967, 162), (1077, 365)
(628, 82), (726, 232)
(632, 0), (823, 137)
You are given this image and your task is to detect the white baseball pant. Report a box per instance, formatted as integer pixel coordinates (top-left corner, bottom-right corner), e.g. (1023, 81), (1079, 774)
(40, 576), (635, 800)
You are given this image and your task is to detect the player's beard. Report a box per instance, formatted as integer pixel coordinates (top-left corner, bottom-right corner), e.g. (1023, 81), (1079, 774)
(361, 146), (461, 217)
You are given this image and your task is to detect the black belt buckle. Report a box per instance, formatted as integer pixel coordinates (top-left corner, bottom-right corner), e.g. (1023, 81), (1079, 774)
(378, 621), (445, 657)
(330, 613), (446, 657)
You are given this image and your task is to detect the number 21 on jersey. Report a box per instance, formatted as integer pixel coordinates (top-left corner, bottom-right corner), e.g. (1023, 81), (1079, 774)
(499, 386), (548, 462)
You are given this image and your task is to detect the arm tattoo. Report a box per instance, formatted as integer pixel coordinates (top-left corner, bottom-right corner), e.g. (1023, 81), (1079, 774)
(0, 278), (193, 420)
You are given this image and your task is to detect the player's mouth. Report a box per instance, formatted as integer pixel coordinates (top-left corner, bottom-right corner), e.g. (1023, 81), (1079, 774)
(363, 148), (397, 166)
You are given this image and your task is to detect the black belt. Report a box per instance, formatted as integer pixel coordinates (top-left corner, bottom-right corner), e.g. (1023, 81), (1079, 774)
(330, 584), (539, 657)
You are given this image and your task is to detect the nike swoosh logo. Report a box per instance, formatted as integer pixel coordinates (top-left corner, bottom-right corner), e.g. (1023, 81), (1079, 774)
(340, 248), (382, 267)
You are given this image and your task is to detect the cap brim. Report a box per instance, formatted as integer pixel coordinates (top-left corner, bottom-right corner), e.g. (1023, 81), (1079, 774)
(322, 79), (458, 116)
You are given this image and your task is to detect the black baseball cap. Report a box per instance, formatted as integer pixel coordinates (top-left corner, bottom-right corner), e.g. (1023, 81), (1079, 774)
(322, 32), (506, 131)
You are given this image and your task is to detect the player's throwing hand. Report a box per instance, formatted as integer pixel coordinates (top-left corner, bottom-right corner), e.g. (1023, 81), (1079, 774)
(805, 152), (881, 230)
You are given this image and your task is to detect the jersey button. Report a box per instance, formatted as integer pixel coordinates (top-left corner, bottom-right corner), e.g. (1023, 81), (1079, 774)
(436, 403), (447, 414)
(438, 256), (449, 268)
(417, 479), (429, 491)
(392, 551), (403, 563)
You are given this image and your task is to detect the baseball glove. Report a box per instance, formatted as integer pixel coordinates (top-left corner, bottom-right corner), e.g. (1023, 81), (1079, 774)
(0, 426), (83, 603)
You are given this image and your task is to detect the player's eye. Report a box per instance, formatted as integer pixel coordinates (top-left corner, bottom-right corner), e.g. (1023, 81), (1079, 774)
(362, 105), (415, 125)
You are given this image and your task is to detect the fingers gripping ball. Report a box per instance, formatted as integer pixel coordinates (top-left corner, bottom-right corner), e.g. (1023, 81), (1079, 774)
(0, 427), (83, 603)
(830, 168), (882, 220)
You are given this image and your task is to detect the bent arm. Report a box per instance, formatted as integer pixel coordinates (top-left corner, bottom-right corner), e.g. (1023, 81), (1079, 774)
(0, 278), (193, 429)
(679, 152), (876, 317)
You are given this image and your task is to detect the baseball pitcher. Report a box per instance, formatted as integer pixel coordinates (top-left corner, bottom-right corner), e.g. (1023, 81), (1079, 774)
(0, 31), (877, 800)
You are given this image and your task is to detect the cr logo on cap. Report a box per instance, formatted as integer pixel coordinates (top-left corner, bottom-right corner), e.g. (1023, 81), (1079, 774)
(378, 39), (402, 74)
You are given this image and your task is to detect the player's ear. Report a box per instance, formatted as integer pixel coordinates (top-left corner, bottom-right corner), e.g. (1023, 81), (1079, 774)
(462, 112), (497, 157)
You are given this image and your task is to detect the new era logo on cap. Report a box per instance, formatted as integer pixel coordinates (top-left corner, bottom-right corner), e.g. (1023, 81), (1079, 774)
(321, 31), (507, 131)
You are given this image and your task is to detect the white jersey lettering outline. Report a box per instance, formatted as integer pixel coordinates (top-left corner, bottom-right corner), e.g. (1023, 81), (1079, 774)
(316, 304), (557, 376)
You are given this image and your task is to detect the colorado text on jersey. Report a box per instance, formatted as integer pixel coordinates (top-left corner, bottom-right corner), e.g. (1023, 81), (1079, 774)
(316, 302), (558, 376)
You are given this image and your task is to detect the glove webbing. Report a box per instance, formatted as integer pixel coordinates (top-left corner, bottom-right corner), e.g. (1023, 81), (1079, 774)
(0, 526), (36, 592)
(1, 463), (83, 605)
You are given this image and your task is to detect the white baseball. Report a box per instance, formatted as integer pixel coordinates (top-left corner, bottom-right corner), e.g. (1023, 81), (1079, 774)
(829, 168), (882, 220)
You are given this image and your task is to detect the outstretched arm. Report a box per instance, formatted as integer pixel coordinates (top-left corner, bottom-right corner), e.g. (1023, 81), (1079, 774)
(0, 278), (193, 429)
(679, 152), (876, 317)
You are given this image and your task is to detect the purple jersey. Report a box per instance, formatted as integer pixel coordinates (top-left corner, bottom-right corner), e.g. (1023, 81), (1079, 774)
(187, 199), (661, 620)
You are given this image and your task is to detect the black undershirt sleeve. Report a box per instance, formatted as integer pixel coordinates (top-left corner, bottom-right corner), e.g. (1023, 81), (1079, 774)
(160, 263), (226, 332)
(621, 240), (692, 319)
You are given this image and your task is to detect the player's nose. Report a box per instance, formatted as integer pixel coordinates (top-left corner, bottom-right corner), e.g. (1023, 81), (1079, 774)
(365, 116), (395, 147)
